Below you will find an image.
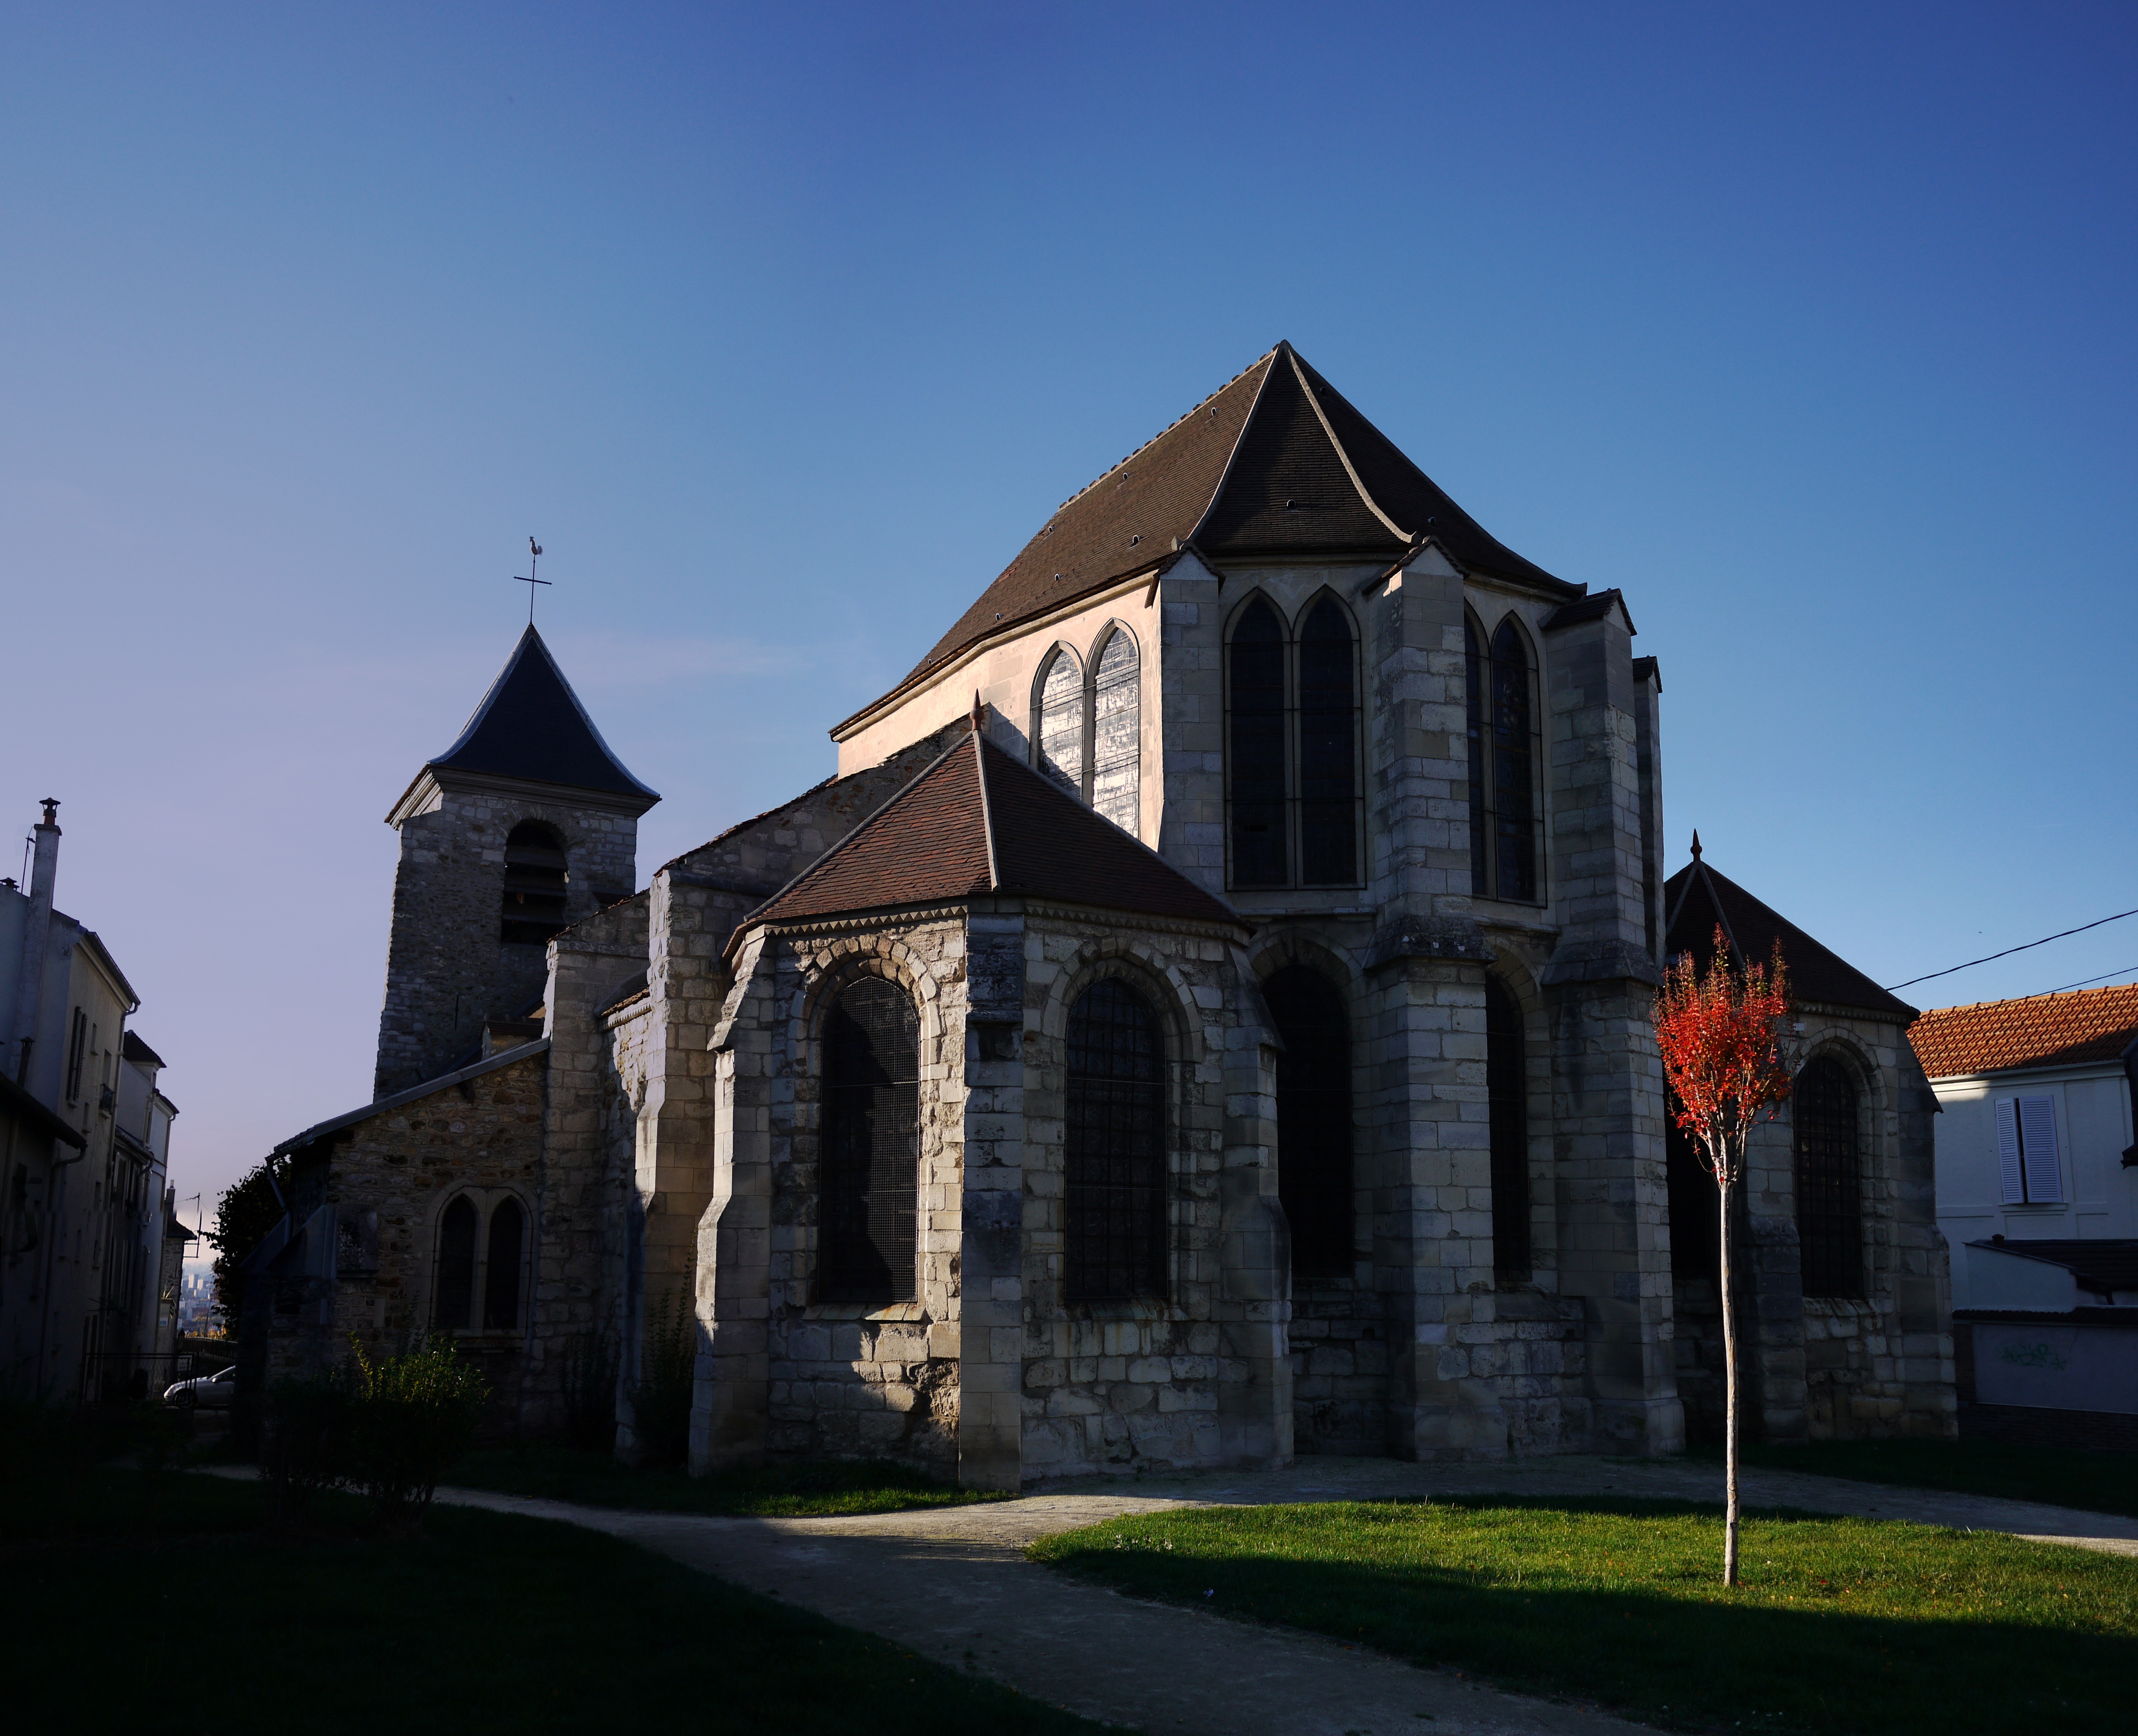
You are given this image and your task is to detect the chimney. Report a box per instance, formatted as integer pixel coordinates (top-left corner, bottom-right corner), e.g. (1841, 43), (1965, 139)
(12, 799), (60, 1086)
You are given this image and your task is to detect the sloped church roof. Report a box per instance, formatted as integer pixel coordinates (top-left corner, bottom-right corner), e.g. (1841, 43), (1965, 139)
(740, 722), (1240, 945)
(897, 342), (1578, 697)
(426, 625), (659, 802)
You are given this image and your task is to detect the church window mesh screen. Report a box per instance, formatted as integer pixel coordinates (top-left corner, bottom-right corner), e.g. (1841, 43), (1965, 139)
(1794, 1057), (1864, 1298)
(1065, 978), (1166, 1301)
(501, 820), (571, 945)
(1465, 616), (1544, 903)
(1265, 964), (1352, 1279)
(819, 977), (920, 1304)
(1486, 978), (1532, 1279)
(483, 1196), (524, 1328)
(1666, 1108), (1720, 1285)
(433, 1196), (477, 1330)
(1225, 594), (1362, 889)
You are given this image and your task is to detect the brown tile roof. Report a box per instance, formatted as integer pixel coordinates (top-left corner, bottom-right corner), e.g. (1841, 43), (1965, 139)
(873, 343), (1576, 712)
(1663, 848), (1916, 1021)
(1908, 982), (2138, 1079)
(739, 727), (1242, 944)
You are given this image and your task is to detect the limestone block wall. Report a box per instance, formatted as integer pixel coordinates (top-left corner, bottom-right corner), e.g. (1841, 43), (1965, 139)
(375, 773), (640, 1097)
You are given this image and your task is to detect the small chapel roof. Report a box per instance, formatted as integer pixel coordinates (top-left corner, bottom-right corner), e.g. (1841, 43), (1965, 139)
(426, 626), (659, 802)
(1663, 842), (1916, 1021)
(739, 722), (1242, 946)
(853, 342), (1576, 725)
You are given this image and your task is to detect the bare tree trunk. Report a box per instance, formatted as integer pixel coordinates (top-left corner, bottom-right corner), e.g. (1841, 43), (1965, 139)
(1717, 1165), (1740, 1587)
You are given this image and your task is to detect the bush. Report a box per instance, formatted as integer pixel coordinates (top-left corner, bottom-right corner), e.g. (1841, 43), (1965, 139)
(260, 1377), (351, 1525)
(343, 1337), (489, 1531)
(559, 1332), (619, 1455)
(630, 1289), (696, 1469)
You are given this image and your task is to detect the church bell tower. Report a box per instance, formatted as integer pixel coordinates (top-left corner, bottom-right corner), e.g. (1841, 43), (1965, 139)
(373, 626), (659, 1098)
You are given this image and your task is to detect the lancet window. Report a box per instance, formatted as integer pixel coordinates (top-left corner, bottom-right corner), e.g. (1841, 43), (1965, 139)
(431, 1191), (529, 1331)
(1225, 595), (1362, 889)
(1793, 1057), (1864, 1298)
(818, 976), (920, 1305)
(1485, 977), (1532, 1280)
(1465, 616), (1543, 903)
(1064, 978), (1166, 1301)
(1264, 964), (1353, 1280)
(1032, 630), (1142, 838)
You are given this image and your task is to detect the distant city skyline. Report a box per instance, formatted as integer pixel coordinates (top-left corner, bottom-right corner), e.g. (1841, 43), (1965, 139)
(5, 3), (2132, 1218)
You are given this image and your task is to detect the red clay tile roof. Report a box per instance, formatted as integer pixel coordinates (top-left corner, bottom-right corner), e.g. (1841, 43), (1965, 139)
(1909, 982), (2138, 1079)
(1664, 854), (1916, 1020)
(738, 729), (1241, 944)
(870, 343), (1575, 713)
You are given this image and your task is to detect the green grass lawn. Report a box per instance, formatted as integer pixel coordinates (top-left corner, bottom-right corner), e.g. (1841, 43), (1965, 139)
(1694, 1436), (2138, 1519)
(445, 1439), (1010, 1516)
(1031, 1495), (2138, 1736)
(3, 1468), (1108, 1735)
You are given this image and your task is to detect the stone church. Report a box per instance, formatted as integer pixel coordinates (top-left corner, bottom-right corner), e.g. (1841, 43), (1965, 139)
(245, 342), (1954, 1483)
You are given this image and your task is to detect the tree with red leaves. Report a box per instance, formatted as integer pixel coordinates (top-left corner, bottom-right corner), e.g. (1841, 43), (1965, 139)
(1654, 928), (1796, 1586)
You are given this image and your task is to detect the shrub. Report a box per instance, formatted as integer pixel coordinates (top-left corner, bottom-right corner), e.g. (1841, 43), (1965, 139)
(630, 1289), (697, 1469)
(559, 1332), (619, 1454)
(344, 1337), (490, 1531)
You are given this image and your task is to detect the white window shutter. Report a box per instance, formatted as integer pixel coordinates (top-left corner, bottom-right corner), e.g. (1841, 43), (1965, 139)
(2019, 1096), (2063, 1204)
(1995, 1098), (2025, 1203)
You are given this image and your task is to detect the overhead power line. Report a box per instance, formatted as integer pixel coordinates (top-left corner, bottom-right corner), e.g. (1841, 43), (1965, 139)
(1885, 907), (2138, 992)
(2039, 964), (2138, 997)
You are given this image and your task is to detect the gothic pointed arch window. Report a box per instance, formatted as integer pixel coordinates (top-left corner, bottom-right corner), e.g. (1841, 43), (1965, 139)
(1065, 977), (1166, 1301)
(431, 1190), (528, 1331)
(1090, 627), (1141, 835)
(1264, 964), (1352, 1279)
(1034, 646), (1085, 795)
(1794, 1056), (1864, 1298)
(1485, 977), (1532, 1279)
(1225, 594), (1362, 889)
(819, 976), (920, 1305)
(501, 820), (570, 945)
(1465, 615), (1543, 902)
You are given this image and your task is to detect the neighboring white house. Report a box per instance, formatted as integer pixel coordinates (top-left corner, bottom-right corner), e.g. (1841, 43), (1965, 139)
(1911, 982), (2138, 1438)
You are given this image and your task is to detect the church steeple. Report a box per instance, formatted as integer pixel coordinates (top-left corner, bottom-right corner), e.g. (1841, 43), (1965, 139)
(373, 626), (659, 1098)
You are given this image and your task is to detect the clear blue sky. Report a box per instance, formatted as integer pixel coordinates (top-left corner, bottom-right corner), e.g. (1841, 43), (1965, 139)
(5, 3), (2132, 1218)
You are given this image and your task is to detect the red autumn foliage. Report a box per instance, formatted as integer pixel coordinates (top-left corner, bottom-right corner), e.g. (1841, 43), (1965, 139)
(1655, 928), (1796, 1186)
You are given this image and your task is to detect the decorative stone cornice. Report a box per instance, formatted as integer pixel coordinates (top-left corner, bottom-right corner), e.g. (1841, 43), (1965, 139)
(1364, 914), (1495, 972)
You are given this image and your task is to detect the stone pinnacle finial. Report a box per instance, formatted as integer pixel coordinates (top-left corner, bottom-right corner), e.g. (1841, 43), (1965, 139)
(1689, 829), (1702, 861)
(970, 692), (985, 735)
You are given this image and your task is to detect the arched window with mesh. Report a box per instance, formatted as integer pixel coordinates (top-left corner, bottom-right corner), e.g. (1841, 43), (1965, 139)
(1090, 628), (1141, 837)
(1065, 978), (1166, 1301)
(1794, 1057), (1864, 1298)
(1486, 977), (1532, 1279)
(501, 820), (570, 945)
(1226, 594), (1362, 890)
(1464, 616), (1543, 902)
(819, 977), (920, 1304)
(1265, 964), (1352, 1280)
(1666, 1108), (1720, 1286)
(433, 1197), (477, 1330)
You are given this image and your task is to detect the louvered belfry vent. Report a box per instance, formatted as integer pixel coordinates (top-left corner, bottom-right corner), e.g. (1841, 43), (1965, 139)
(1065, 978), (1166, 1301)
(500, 820), (571, 946)
(1265, 964), (1353, 1279)
(1794, 1057), (1864, 1298)
(1485, 977), (1532, 1279)
(819, 976), (920, 1305)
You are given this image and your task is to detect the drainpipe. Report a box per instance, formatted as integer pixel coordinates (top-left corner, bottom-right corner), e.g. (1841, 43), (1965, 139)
(12, 800), (60, 1087)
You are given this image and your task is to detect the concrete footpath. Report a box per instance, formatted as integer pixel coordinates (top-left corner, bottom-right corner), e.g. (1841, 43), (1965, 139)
(420, 1453), (2138, 1736)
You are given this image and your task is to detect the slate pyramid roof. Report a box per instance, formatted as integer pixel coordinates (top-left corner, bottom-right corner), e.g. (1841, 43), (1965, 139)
(1663, 843), (1914, 1021)
(739, 725), (1241, 946)
(897, 342), (1576, 694)
(426, 626), (659, 804)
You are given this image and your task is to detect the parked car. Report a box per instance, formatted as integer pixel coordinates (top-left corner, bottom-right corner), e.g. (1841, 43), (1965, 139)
(163, 1365), (236, 1409)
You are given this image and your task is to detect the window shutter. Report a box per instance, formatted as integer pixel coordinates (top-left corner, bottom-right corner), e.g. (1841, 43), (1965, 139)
(1994, 1098), (2024, 1204)
(2019, 1096), (2063, 1204)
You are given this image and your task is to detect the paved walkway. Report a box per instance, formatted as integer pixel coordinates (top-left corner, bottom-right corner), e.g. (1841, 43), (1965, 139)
(420, 1455), (2137, 1736)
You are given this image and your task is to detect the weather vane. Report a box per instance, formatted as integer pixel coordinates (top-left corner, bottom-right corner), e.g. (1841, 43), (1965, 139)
(513, 537), (549, 625)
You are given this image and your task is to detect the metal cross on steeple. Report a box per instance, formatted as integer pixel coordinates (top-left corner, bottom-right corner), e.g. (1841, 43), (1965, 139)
(513, 537), (549, 625)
